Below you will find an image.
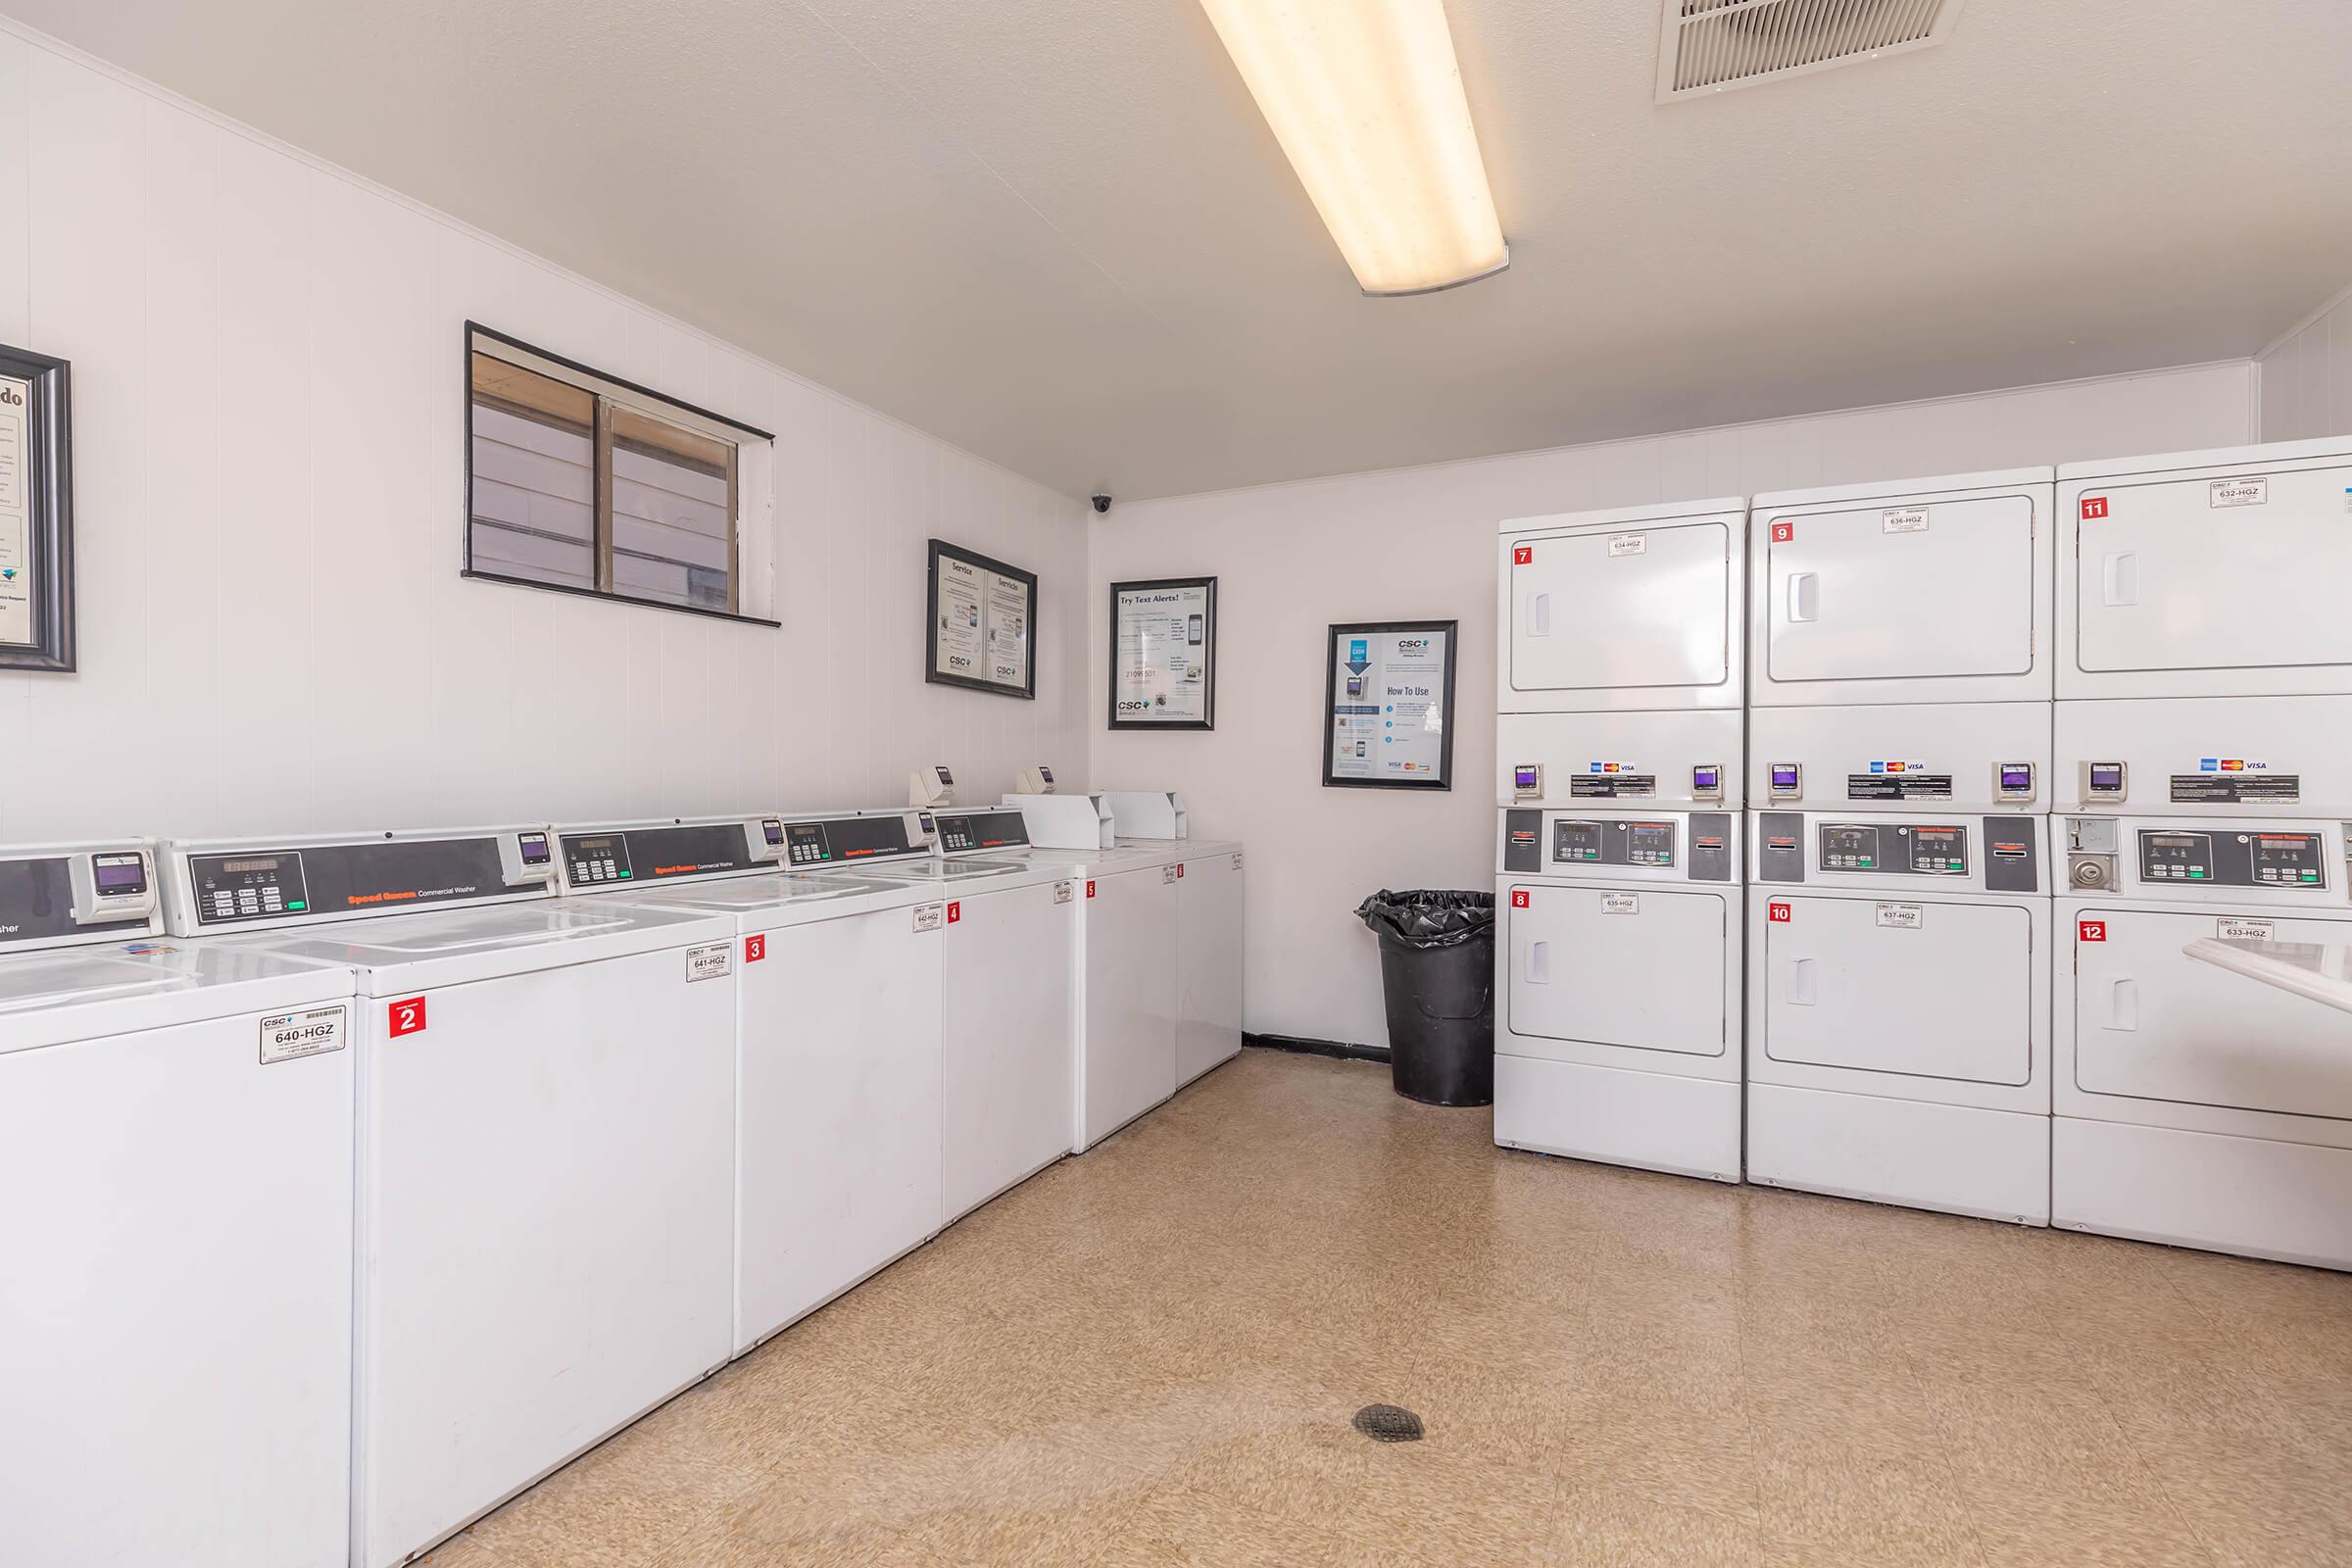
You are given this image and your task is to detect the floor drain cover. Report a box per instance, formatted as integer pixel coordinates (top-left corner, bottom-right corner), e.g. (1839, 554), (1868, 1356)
(1352, 1404), (1425, 1443)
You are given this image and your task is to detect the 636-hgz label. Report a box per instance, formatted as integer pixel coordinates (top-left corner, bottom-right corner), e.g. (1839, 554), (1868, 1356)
(260, 1004), (347, 1064)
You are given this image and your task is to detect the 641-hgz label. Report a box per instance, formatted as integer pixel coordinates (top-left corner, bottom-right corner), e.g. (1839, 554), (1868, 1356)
(260, 1004), (347, 1064)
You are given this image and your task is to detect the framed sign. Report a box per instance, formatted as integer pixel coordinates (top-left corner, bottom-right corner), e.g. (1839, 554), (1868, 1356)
(1323, 620), (1457, 790)
(0, 343), (74, 672)
(927, 539), (1037, 699)
(1108, 576), (1216, 730)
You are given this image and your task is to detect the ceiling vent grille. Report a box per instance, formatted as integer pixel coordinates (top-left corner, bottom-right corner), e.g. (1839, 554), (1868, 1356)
(1655, 0), (1966, 101)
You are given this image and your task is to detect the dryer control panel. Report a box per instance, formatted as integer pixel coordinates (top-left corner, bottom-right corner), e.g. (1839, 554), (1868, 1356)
(161, 827), (558, 935)
(1755, 812), (2042, 893)
(0, 840), (163, 953)
(1499, 810), (1736, 883)
(2138, 829), (2328, 890)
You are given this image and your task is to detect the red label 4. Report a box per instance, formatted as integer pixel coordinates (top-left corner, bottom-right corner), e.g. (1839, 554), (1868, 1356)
(2080, 495), (2109, 521)
(388, 997), (427, 1037)
(1768, 902), (1792, 922)
(2079, 919), (2107, 943)
(744, 934), (766, 962)
(948, 902), (961, 923)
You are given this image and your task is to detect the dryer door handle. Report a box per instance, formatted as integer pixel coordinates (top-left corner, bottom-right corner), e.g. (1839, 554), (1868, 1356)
(1530, 591), (1551, 637)
(1787, 572), (1820, 624)
(2100, 552), (2140, 608)
(2104, 977), (2138, 1031)
(1788, 956), (1817, 1006)
(1526, 939), (1550, 985)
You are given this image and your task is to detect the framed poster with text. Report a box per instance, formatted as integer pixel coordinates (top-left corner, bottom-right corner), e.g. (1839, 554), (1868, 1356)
(0, 343), (74, 672)
(1108, 576), (1215, 730)
(926, 539), (1038, 700)
(1322, 620), (1457, 790)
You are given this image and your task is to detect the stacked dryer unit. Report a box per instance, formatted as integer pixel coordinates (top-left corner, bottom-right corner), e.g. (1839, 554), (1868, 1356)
(2052, 436), (2352, 1270)
(1493, 498), (1748, 1181)
(1743, 469), (2058, 1223)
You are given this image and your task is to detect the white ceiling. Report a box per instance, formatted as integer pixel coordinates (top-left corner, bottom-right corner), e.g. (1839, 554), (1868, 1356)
(17, 0), (2352, 499)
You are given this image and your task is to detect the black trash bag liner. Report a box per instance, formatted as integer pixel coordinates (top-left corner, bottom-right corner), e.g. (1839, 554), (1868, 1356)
(1353, 888), (1495, 950)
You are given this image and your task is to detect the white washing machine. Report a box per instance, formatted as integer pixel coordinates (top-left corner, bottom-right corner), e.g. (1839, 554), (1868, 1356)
(1749, 468), (2054, 709)
(1494, 808), (1744, 1181)
(1746, 809), (2053, 1223)
(2055, 818), (2352, 1271)
(954, 807), (1182, 1152)
(1095, 791), (1248, 1088)
(1, 842), (356, 1568)
(160, 826), (740, 1568)
(842, 808), (1081, 1221)
(1495, 497), (1745, 808)
(554, 811), (953, 1348)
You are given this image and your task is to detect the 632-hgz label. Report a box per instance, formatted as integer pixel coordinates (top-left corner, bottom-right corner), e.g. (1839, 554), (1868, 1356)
(260, 1004), (347, 1064)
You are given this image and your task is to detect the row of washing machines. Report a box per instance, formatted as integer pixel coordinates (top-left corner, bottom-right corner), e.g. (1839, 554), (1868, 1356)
(1492, 435), (2352, 1276)
(0, 786), (1242, 1568)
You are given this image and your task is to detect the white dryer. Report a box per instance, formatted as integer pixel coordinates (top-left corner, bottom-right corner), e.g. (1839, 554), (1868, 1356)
(2055, 814), (2352, 1270)
(1494, 808), (1744, 1181)
(1495, 497), (1745, 808)
(161, 826), (740, 1568)
(556, 811), (952, 1348)
(1746, 809), (2053, 1223)
(1749, 468), (2054, 709)
(1, 842), (356, 1568)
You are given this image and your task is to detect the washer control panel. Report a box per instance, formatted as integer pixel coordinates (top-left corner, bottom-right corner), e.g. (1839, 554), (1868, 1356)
(0, 842), (163, 951)
(2137, 829), (2328, 890)
(187, 852), (313, 923)
(937, 810), (1031, 854)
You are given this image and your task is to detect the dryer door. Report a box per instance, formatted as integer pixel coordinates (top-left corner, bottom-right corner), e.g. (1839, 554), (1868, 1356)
(2072, 909), (2352, 1120)
(1505, 521), (1734, 704)
(1505, 882), (1729, 1058)
(1764, 897), (2033, 1085)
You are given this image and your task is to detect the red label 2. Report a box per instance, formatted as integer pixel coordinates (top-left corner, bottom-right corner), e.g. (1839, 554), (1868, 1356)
(948, 902), (961, 924)
(1511, 545), (1533, 565)
(744, 934), (766, 963)
(1771, 521), (1793, 543)
(1510, 890), (1530, 908)
(388, 997), (427, 1037)
(2079, 919), (2107, 943)
(2080, 496), (2109, 521)
(1768, 902), (1792, 922)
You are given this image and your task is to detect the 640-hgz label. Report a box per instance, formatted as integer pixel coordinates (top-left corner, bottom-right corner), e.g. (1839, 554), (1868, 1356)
(260, 1004), (347, 1064)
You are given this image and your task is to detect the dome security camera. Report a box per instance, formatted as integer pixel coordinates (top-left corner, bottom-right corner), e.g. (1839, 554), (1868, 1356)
(1091, 493), (1112, 514)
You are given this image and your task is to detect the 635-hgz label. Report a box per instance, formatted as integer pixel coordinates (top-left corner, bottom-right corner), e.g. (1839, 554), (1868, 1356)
(260, 1004), (347, 1064)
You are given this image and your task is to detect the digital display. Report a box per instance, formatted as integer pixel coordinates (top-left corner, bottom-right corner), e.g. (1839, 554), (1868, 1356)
(936, 766), (954, 785)
(2089, 764), (2125, 792)
(1693, 767), (1719, 790)
(517, 833), (551, 865)
(1915, 827), (1962, 848)
(1770, 764), (1800, 790)
(1515, 766), (1539, 789)
(918, 813), (936, 835)
(762, 820), (785, 846)
(574, 838), (615, 853)
(92, 855), (146, 892)
(2151, 834), (2200, 849)
(2000, 765), (2034, 791)
(2259, 835), (2314, 850)
(784, 822), (831, 865)
(1038, 766), (1054, 783)
(221, 858), (282, 874)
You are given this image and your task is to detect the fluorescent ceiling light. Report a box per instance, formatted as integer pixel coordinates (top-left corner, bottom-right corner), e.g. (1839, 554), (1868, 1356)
(1200, 0), (1507, 296)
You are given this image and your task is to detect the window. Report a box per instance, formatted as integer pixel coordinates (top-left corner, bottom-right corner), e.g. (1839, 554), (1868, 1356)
(465, 324), (773, 622)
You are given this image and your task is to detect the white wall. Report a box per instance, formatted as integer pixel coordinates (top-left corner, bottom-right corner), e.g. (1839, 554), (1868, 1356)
(0, 23), (1090, 843)
(1089, 363), (2258, 1049)
(2258, 280), (2352, 441)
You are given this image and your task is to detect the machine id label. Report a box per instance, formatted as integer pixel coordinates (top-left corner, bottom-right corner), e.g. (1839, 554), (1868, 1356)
(2217, 918), (2276, 943)
(913, 904), (945, 932)
(1600, 893), (1639, 916)
(685, 942), (733, 982)
(1607, 532), (1647, 558)
(1511, 545), (1533, 565)
(1875, 902), (1925, 930)
(1511, 890), (1531, 908)
(1768, 901), (1792, 922)
(744, 934), (766, 963)
(2079, 495), (2109, 520)
(1054, 881), (1074, 905)
(1161, 864), (1178, 884)
(1231, 853), (1244, 871)
(948, 902), (962, 923)
(1882, 507), (1930, 534)
(388, 997), (427, 1037)
(2079, 919), (2108, 943)
(1770, 520), (1794, 543)
(1177, 862), (1187, 878)
(2209, 477), (2268, 508)
(1086, 881), (1096, 899)
(260, 1004), (346, 1064)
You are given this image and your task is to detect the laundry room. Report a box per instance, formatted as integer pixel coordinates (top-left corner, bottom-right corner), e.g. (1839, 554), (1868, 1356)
(2, 3), (2348, 1565)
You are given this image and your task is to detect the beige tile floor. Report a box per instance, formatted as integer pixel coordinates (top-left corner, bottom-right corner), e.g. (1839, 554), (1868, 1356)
(425, 1049), (2352, 1567)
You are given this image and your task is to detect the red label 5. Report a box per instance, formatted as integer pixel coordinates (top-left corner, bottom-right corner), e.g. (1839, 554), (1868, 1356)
(1768, 902), (1792, 922)
(948, 902), (961, 923)
(1771, 521), (1793, 543)
(1086, 880), (1096, 899)
(388, 997), (427, 1036)
(2079, 919), (2107, 943)
(2080, 495), (2109, 521)
(1511, 545), (1533, 565)
(1176, 862), (1186, 879)
(1510, 890), (1530, 908)
(744, 934), (766, 962)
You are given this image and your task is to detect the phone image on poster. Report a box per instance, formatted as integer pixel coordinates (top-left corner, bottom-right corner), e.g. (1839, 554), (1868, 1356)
(1323, 621), (1457, 790)
(1108, 576), (1216, 729)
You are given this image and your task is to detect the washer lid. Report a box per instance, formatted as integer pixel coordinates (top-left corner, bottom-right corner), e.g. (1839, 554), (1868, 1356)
(583, 870), (935, 931)
(207, 901), (736, 996)
(0, 940), (354, 1055)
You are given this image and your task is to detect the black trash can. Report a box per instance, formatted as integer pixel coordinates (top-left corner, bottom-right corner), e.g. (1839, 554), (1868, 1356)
(1353, 889), (1495, 1106)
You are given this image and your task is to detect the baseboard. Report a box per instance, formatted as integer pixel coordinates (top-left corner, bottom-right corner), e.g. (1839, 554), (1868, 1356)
(1244, 1032), (1390, 1064)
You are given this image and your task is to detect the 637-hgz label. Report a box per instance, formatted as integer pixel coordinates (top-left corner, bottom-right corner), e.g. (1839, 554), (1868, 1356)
(260, 1004), (347, 1064)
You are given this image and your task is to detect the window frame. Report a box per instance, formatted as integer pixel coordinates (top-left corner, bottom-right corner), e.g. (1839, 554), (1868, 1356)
(463, 322), (778, 627)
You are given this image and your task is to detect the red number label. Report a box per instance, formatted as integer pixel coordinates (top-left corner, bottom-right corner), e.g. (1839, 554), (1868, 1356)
(1086, 881), (1096, 899)
(745, 934), (766, 963)
(2080, 496), (2108, 521)
(1176, 862), (1186, 878)
(2079, 919), (2107, 943)
(388, 997), (427, 1036)
(1771, 521), (1793, 543)
(947, 902), (961, 923)
(1511, 545), (1533, 565)
(1510, 890), (1530, 908)
(1768, 902), (1792, 922)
